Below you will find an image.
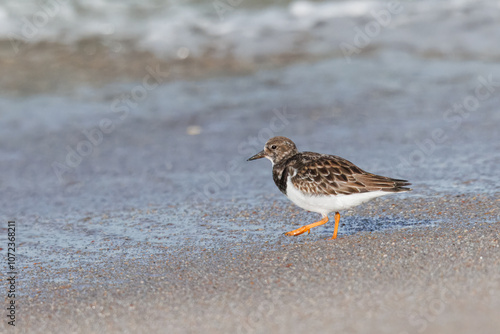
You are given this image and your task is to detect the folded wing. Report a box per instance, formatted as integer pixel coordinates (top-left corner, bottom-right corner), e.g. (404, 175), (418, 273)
(289, 152), (411, 196)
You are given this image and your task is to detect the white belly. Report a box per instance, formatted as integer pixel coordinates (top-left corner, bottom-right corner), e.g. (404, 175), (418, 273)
(285, 176), (391, 215)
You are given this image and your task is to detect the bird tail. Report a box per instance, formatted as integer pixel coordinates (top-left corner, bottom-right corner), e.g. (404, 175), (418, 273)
(387, 178), (412, 192)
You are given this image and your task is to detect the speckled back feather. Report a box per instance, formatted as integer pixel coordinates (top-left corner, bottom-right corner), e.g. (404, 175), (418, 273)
(273, 151), (411, 196)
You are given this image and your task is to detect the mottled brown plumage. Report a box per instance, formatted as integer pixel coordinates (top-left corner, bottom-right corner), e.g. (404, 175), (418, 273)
(280, 152), (411, 196)
(252, 137), (411, 196)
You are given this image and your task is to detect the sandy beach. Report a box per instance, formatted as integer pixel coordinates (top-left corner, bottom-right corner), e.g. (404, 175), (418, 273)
(1, 0), (500, 333)
(8, 195), (500, 334)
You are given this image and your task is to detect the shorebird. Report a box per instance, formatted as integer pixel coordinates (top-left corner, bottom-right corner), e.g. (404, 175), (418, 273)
(247, 136), (411, 239)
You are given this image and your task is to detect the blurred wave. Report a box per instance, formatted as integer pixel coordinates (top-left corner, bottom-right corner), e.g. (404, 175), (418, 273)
(1, 0), (500, 94)
(2, 0), (500, 61)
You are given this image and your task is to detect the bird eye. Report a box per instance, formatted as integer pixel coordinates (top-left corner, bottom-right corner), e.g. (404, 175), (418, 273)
(271, 145), (277, 150)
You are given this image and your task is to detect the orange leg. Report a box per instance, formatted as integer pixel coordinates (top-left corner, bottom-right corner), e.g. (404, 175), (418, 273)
(285, 215), (329, 236)
(330, 212), (340, 240)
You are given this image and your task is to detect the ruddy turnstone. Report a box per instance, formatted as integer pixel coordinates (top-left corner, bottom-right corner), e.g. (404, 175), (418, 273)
(247, 136), (411, 239)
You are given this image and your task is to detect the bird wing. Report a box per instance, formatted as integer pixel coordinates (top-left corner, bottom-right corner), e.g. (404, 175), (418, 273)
(289, 152), (411, 196)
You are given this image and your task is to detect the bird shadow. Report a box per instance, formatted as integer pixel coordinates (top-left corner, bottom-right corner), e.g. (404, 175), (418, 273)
(323, 216), (435, 238)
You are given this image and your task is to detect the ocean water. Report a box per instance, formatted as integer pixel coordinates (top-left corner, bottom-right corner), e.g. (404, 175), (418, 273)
(0, 0), (499, 276)
(2, 0), (500, 69)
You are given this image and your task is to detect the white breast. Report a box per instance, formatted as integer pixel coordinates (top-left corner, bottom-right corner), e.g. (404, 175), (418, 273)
(285, 176), (392, 216)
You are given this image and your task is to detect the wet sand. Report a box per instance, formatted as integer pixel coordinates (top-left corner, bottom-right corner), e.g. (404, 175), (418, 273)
(6, 194), (500, 334)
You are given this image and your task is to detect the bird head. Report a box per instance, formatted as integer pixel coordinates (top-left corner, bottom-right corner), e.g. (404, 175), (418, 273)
(247, 136), (298, 165)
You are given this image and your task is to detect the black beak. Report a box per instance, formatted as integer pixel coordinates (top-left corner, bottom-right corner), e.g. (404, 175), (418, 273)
(247, 150), (266, 161)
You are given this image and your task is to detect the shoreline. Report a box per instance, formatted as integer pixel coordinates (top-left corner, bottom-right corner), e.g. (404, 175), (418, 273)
(7, 194), (500, 333)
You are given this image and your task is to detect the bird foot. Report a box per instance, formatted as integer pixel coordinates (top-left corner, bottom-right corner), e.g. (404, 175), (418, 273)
(285, 226), (310, 236)
(285, 216), (329, 237)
